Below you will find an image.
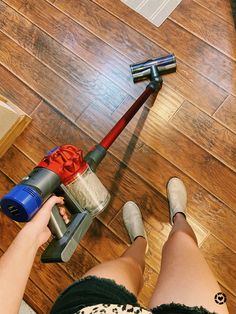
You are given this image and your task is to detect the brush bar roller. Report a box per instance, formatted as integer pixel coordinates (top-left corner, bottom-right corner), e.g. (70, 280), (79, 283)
(130, 54), (176, 82)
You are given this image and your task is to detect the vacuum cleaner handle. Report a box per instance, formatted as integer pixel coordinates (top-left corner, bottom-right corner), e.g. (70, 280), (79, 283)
(49, 205), (67, 239)
(42, 184), (93, 263)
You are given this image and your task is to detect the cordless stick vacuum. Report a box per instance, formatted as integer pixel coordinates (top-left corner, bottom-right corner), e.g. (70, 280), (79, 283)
(0, 54), (176, 263)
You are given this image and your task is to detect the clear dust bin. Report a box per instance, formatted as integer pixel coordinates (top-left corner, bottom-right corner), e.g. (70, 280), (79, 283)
(66, 166), (111, 217)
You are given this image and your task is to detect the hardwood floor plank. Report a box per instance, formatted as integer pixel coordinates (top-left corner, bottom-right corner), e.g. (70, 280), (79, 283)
(24, 101), (236, 252)
(2, 0), (142, 99)
(194, 0), (234, 25)
(0, 146), (35, 182)
(0, 169), (14, 194)
(89, 0), (236, 95)
(0, 65), (41, 115)
(79, 104), (236, 212)
(0, 31), (88, 120)
(201, 235), (236, 296)
(23, 278), (53, 314)
(4, 0), (228, 114)
(170, 0), (236, 60)
(170, 101), (236, 171)
(219, 284), (236, 313)
(55, 0), (231, 109)
(59, 245), (99, 281)
(149, 86), (184, 120)
(0, 1), (127, 112)
(14, 125), (56, 163)
(213, 95), (236, 134)
(114, 86), (185, 122)
(81, 219), (127, 261)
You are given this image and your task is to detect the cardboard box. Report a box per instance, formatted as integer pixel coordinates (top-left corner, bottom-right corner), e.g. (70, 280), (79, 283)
(0, 95), (31, 158)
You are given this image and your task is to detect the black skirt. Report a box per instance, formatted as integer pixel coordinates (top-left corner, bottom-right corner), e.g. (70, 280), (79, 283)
(50, 276), (217, 314)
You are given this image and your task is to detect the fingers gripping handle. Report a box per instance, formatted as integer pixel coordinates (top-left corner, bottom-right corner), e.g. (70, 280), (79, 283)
(49, 205), (67, 239)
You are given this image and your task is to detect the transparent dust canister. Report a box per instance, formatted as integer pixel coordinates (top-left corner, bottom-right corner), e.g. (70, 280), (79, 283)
(66, 165), (111, 217)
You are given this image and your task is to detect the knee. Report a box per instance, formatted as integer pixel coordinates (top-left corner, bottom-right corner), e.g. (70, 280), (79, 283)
(119, 256), (144, 277)
(163, 229), (198, 251)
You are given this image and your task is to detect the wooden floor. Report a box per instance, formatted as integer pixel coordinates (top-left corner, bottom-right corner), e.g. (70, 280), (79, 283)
(0, 0), (235, 312)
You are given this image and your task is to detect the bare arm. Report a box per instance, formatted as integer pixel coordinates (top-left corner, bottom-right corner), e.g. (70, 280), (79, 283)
(0, 196), (64, 314)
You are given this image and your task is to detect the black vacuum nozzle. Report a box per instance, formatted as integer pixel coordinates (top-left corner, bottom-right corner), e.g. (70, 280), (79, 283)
(130, 54), (176, 82)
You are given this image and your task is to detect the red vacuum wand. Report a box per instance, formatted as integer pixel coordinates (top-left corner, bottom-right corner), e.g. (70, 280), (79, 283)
(85, 54), (176, 170)
(99, 86), (154, 150)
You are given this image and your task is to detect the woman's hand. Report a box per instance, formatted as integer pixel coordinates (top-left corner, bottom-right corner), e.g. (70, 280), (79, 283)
(23, 196), (66, 248)
(0, 195), (69, 313)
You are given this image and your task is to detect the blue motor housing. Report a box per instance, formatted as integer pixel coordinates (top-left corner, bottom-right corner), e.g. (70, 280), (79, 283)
(0, 184), (42, 222)
(0, 167), (61, 222)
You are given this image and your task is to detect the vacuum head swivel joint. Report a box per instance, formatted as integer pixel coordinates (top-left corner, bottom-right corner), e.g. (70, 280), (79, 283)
(130, 54), (176, 83)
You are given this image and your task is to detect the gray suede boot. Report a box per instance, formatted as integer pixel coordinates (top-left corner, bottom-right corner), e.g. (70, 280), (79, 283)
(122, 201), (148, 253)
(167, 177), (187, 225)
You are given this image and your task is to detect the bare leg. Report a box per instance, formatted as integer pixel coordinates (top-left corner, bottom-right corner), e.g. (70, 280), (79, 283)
(81, 236), (147, 296)
(149, 213), (229, 314)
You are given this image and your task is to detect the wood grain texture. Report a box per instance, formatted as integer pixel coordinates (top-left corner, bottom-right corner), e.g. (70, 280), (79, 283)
(0, 32), (87, 120)
(201, 235), (236, 296)
(90, 0), (236, 95)
(4, 0), (228, 113)
(194, 0), (234, 25)
(55, 0), (230, 112)
(219, 284), (236, 313)
(14, 124), (56, 163)
(170, 0), (236, 60)
(23, 278), (53, 314)
(213, 95), (236, 134)
(171, 101), (236, 171)
(0, 65), (40, 115)
(2, 0), (142, 98)
(0, 145), (35, 182)
(114, 86), (185, 122)
(0, 1), (127, 112)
